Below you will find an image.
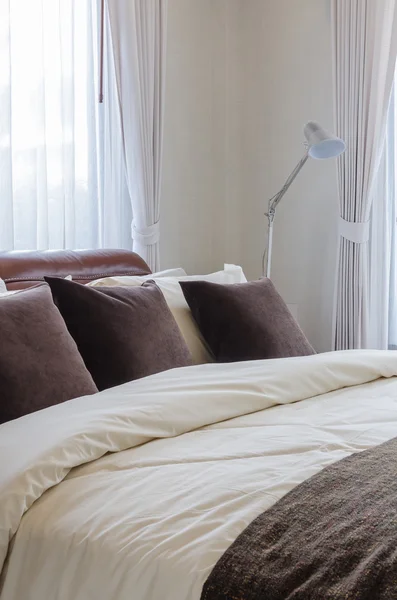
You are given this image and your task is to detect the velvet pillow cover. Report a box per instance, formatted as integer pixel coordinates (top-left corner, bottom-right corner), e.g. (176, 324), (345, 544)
(87, 264), (248, 365)
(179, 278), (315, 362)
(0, 285), (97, 424)
(45, 277), (192, 391)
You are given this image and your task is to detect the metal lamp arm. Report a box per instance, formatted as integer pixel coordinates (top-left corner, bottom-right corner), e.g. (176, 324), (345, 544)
(266, 151), (309, 218)
(264, 150), (309, 278)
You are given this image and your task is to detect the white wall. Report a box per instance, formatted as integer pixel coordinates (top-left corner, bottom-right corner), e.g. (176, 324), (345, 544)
(235, 0), (339, 352)
(161, 0), (339, 352)
(161, 0), (247, 273)
(161, 0), (228, 275)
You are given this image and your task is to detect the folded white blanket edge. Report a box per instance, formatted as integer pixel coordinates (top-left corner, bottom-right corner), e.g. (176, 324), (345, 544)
(1, 349), (396, 575)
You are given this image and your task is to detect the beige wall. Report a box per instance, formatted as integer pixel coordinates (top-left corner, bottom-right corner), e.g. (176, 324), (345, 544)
(161, 0), (227, 275)
(161, 0), (338, 352)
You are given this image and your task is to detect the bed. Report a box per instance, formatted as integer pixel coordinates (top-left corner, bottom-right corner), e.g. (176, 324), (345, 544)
(1, 250), (397, 600)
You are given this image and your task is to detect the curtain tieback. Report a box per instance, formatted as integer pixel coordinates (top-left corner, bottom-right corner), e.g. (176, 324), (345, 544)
(131, 221), (160, 246)
(338, 217), (370, 244)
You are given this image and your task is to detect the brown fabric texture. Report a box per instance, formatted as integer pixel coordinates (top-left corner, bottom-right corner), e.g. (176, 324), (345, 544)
(45, 277), (192, 391)
(180, 278), (314, 362)
(202, 436), (397, 600)
(0, 285), (97, 424)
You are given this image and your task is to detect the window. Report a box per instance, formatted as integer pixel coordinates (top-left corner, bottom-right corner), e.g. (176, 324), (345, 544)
(0, 0), (131, 250)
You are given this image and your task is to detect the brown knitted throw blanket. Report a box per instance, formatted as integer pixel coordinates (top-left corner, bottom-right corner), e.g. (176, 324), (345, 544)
(201, 436), (397, 600)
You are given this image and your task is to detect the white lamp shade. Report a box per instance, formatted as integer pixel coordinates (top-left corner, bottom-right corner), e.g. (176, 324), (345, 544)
(303, 121), (345, 159)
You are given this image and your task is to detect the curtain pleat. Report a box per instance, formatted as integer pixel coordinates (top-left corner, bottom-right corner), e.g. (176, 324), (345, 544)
(107, 0), (168, 271)
(368, 84), (397, 349)
(331, 0), (397, 349)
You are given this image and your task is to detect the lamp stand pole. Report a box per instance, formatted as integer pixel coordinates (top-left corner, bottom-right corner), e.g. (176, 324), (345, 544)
(264, 150), (309, 278)
(266, 211), (275, 278)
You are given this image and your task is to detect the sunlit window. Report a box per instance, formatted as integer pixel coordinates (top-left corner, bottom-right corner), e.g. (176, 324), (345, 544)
(0, 0), (104, 249)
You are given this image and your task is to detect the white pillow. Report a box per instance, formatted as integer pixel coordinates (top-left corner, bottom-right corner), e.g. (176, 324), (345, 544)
(149, 268), (187, 278)
(88, 264), (247, 364)
(87, 267), (187, 285)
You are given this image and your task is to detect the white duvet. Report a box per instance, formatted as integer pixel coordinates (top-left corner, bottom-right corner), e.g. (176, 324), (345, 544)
(1, 350), (397, 600)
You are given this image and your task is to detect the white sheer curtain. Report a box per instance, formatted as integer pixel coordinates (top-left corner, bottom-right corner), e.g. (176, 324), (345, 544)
(99, 8), (133, 249)
(107, 0), (167, 271)
(387, 86), (397, 349)
(331, 0), (397, 350)
(369, 84), (397, 350)
(0, 0), (131, 251)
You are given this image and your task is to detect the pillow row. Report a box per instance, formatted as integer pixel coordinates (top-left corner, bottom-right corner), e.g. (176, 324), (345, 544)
(0, 264), (246, 365)
(88, 264), (247, 364)
(87, 265), (314, 365)
(0, 280), (192, 424)
(0, 264), (314, 425)
(67, 272), (313, 371)
(0, 265), (246, 424)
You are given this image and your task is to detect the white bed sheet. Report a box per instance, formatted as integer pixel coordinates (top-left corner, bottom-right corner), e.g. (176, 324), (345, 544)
(1, 350), (397, 599)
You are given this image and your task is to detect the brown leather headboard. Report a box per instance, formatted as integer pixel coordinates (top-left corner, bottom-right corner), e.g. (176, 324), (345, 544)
(0, 249), (152, 290)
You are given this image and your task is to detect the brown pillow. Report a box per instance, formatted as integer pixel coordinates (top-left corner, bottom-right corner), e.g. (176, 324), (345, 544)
(45, 277), (192, 391)
(179, 278), (315, 362)
(0, 285), (98, 424)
